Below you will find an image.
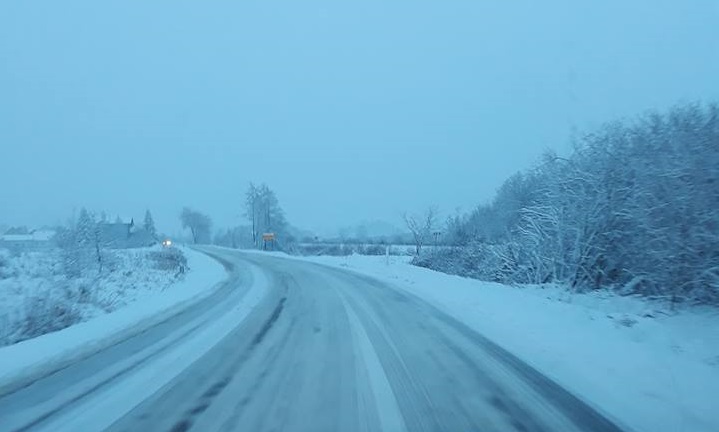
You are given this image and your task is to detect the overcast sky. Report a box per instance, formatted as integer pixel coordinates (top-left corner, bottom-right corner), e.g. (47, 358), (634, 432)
(1, 0), (718, 236)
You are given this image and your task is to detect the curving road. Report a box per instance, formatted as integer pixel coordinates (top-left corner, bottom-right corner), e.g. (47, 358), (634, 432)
(0, 248), (624, 432)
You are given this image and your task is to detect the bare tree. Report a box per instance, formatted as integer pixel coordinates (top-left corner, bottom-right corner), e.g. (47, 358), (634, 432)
(180, 207), (212, 244)
(403, 206), (438, 256)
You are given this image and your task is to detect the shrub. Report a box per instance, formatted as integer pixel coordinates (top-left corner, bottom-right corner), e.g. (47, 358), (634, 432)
(149, 248), (188, 275)
(14, 295), (83, 344)
(413, 243), (519, 283)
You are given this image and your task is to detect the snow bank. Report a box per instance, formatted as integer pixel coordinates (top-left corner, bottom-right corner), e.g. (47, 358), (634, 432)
(293, 253), (719, 432)
(0, 247), (226, 394)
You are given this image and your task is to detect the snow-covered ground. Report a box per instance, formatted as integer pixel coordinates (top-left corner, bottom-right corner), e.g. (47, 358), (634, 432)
(0, 246), (190, 346)
(4, 245), (716, 431)
(0, 246), (226, 392)
(288, 252), (719, 432)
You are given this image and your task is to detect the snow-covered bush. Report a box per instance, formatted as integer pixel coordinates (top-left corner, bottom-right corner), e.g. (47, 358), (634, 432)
(426, 102), (719, 305)
(360, 244), (386, 256)
(413, 243), (521, 283)
(149, 248), (188, 275)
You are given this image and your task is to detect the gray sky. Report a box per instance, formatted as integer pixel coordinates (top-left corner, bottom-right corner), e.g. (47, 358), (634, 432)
(2, 0), (718, 236)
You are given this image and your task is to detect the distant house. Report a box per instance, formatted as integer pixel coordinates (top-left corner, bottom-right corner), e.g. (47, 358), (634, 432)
(99, 218), (156, 249)
(0, 228), (57, 252)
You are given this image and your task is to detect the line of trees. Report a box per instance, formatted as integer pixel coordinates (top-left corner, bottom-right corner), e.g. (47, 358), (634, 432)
(417, 102), (719, 305)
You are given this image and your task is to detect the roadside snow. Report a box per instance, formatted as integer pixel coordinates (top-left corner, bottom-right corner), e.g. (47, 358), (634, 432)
(0, 246), (191, 345)
(0, 247), (225, 393)
(47, 262), (268, 432)
(291, 253), (719, 432)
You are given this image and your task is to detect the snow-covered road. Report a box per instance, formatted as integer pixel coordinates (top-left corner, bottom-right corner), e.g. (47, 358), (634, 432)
(0, 248), (624, 431)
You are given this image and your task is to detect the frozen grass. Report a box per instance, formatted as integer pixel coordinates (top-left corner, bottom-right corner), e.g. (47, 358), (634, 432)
(0, 246), (189, 346)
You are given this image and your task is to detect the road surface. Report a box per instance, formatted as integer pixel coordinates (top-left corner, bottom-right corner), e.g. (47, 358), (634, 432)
(0, 248), (624, 432)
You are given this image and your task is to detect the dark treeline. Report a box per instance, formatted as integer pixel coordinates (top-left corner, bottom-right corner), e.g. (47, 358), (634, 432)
(418, 102), (719, 305)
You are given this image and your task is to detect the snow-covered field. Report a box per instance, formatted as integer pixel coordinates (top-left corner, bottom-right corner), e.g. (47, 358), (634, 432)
(0, 246), (226, 392)
(289, 253), (719, 432)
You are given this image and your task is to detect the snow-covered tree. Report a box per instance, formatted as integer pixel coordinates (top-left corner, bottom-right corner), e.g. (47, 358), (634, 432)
(180, 207), (212, 244)
(244, 183), (288, 248)
(144, 210), (157, 239)
(245, 182), (259, 247)
(60, 208), (104, 277)
(76, 208), (94, 249)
